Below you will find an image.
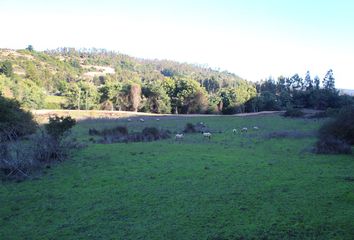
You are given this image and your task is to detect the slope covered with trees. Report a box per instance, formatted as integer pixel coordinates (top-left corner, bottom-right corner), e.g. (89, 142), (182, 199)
(0, 47), (352, 114)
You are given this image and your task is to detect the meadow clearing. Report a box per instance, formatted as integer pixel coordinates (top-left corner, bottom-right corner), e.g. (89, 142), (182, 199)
(1, 114), (353, 239)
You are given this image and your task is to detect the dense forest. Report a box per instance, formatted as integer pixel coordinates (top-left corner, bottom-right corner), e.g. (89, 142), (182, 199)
(0, 46), (353, 114)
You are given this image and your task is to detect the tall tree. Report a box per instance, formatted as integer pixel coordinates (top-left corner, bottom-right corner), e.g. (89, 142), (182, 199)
(26, 45), (34, 51)
(142, 80), (171, 113)
(304, 71), (313, 91)
(322, 69), (335, 91)
(314, 76), (320, 90)
(130, 83), (141, 112)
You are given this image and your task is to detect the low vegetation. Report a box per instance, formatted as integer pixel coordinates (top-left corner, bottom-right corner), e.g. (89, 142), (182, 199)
(0, 102), (78, 179)
(283, 108), (305, 118)
(89, 125), (170, 143)
(315, 106), (354, 154)
(0, 94), (37, 141)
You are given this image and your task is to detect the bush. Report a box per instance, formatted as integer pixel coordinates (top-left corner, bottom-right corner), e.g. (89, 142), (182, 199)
(88, 128), (100, 135)
(92, 126), (170, 143)
(222, 106), (238, 115)
(0, 140), (37, 179)
(142, 127), (160, 140)
(184, 123), (196, 133)
(45, 116), (76, 140)
(0, 130), (82, 180)
(0, 94), (37, 141)
(283, 108), (304, 118)
(133, 127), (170, 142)
(183, 122), (207, 133)
(318, 106), (354, 145)
(315, 136), (352, 154)
(101, 126), (128, 136)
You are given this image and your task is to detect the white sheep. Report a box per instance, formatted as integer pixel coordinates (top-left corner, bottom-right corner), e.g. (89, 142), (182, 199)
(127, 118), (132, 122)
(175, 133), (184, 140)
(202, 132), (212, 140)
(139, 118), (145, 122)
(253, 126), (259, 130)
(232, 128), (238, 134)
(241, 127), (248, 133)
(156, 118), (160, 121)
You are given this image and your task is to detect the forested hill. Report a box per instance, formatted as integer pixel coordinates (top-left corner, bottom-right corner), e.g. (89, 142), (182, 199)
(0, 47), (256, 114)
(1, 47), (352, 114)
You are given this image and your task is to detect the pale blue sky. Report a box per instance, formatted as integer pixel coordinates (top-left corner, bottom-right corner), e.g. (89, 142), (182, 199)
(1, 0), (353, 88)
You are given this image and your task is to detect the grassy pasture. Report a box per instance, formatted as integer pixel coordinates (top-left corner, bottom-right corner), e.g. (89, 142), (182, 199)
(1, 115), (353, 239)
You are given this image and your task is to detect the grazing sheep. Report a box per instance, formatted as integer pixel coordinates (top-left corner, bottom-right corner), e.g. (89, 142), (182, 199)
(232, 128), (238, 134)
(175, 133), (184, 140)
(156, 118), (160, 121)
(127, 118), (132, 122)
(202, 132), (212, 140)
(253, 126), (259, 130)
(241, 127), (248, 133)
(139, 118), (145, 122)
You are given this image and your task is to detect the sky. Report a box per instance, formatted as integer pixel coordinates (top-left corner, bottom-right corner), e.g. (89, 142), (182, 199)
(1, 0), (354, 89)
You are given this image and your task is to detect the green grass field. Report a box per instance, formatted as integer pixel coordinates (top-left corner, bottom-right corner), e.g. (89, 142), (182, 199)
(1, 115), (353, 239)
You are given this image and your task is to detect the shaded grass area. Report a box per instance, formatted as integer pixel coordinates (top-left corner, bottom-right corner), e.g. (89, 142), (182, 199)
(1, 116), (354, 239)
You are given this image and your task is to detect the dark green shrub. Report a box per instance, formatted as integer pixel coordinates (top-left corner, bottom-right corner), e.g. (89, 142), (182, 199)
(45, 116), (76, 140)
(315, 136), (352, 154)
(142, 127), (160, 140)
(184, 123), (196, 133)
(222, 106), (237, 115)
(0, 94), (37, 141)
(1, 130), (83, 180)
(88, 128), (100, 135)
(283, 108), (304, 118)
(100, 126), (128, 136)
(95, 126), (170, 143)
(318, 106), (354, 145)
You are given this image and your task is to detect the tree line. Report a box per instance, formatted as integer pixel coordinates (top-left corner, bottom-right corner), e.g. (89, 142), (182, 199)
(248, 70), (353, 112)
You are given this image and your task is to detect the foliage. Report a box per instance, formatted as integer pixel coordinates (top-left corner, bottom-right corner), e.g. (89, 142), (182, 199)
(315, 136), (352, 154)
(254, 70), (343, 111)
(142, 80), (171, 113)
(89, 126), (128, 137)
(0, 61), (13, 78)
(45, 116), (76, 140)
(63, 81), (99, 110)
(18, 80), (45, 109)
(183, 123), (196, 133)
(0, 130), (81, 180)
(173, 77), (207, 114)
(283, 108), (305, 118)
(89, 125), (170, 143)
(26, 45), (34, 51)
(0, 94), (37, 141)
(130, 83), (141, 112)
(0, 48), (349, 116)
(322, 69), (336, 91)
(318, 106), (354, 145)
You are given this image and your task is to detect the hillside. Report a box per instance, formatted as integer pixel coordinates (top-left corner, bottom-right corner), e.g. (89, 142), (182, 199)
(1, 48), (352, 114)
(0, 48), (255, 113)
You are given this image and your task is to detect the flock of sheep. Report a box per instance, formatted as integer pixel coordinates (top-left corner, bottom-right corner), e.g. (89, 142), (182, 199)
(175, 123), (259, 141)
(125, 117), (259, 142)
